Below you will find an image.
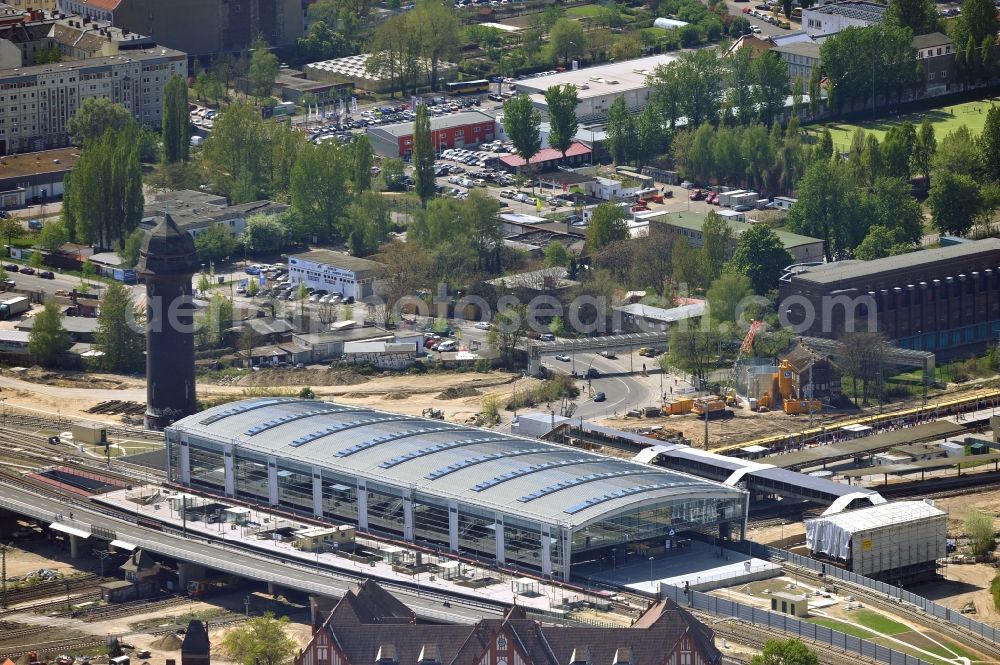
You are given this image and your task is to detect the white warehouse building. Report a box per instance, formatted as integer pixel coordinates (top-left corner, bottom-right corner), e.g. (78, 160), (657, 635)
(287, 249), (383, 300)
(166, 398), (749, 581)
(512, 54), (680, 122)
(805, 500), (946, 582)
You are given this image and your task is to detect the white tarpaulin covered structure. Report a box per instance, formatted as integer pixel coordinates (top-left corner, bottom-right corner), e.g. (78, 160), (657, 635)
(805, 500), (946, 577)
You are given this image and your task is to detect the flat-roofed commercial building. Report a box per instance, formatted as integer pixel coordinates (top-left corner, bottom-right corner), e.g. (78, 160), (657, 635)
(511, 54), (680, 122)
(367, 111), (496, 158)
(166, 398), (748, 581)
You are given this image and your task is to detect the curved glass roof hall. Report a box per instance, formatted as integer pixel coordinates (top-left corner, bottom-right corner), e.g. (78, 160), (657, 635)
(166, 398), (747, 580)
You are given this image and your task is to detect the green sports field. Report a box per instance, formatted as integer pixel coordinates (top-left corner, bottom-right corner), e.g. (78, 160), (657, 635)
(565, 3), (608, 17)
(805, 97), (1000, 152)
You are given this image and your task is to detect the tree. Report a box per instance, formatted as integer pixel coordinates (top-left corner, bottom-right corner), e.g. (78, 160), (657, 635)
(585, 203), (628, 251)
(836, 331), (890, 405)
(463, 190), (503, 273)
(980, 105), (1000, 183)
(544, 241), (570, 267)
(965, 508), (996, 557)
(203, 103), (300, 203)
(243, 213), (288, 254)
(413, 0), (461, 91)
(752, 52), (791, 125)
(855, 225), (909, 260)
(351, 135), (374, 192)
(162, 74), (189, 164)
(222, 613), (297, 665)
(37, 218), (69, 251)
(194, 224), (238, 263)
(886, 0), (938, 35)
(248, 35), (280, 100)
(725, 48), (756, 126)
(749, 640), (819, 665)
(290, 140), (351, 241)
(862, 177), (924, 245)
(81, 259), (96, 289)
(928, 171), (983, 236)
(119, 229), (145, 268)
(707, 272), (754, 327)
(29, 301), (71, 366)
(381, 158), (405, 191)
(548, 18), (584, 66)
(650, 62), (683, 129)
(297, 20), (349, 61)
(636, 105), (667, 166)
(64, 125), (143, 249)
(787, 159), (865, 260)
(912, 117), (936, 181)
(610, 34), (642, 61)
(962, 0), (998, 46)
(412, 104), (436, 206)
(544, 84), (579, 158)
(932, 125), (981, 178)
(487, 304), (528, 368)
(0, 217), (22, 247)
(198, 294), (235, 349)
(701, 212), (733, 285)
(606, 96), (637, 165)
(344, 192), (391, 257)
(372, 240), (434, 327)
(66, 98), (134, 146)
(503, 94), (542, 167)
(665, 329), (720, 389)
(880, 123), (915, 179)
(672, 48), (723, 126)
(729, 225), (792, 294)
(94, 281), (144, 372)
(29, 250), (43, 269)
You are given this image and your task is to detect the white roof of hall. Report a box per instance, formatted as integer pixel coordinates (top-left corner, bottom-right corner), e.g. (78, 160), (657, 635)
(169, 398), (741, 529)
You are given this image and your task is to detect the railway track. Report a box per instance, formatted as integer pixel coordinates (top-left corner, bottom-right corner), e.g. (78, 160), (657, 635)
(700, 614), (873, 665)
(0, 635), (106, 658)
(781, 561), (1000, 662)
(54, 595), (191, 622)
(1, 574), (100, 605)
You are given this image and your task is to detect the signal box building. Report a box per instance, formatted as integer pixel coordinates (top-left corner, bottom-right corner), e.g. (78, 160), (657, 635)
(166, 398), (747, 582)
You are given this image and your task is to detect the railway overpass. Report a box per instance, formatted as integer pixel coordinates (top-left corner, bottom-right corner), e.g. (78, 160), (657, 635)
(0, 478), (496, 624)
(527, 332), (669, 375)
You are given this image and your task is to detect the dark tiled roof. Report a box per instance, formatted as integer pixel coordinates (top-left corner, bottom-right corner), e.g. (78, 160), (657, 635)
(311, 582), (721, 665)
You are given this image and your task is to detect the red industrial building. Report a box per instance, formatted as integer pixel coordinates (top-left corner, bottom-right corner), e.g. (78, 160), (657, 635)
(368, 111), (497, 158)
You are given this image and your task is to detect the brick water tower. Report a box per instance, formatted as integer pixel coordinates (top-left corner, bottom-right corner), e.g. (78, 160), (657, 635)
(137, 214), (199, 429)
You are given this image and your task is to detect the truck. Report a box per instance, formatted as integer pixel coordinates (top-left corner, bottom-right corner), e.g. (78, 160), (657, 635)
(691, 397), (733, 420)
(0, 296), (30, 319)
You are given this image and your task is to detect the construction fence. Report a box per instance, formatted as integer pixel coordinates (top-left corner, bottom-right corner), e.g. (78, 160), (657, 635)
(748, 541), (1000, 645)
(659, 583), (936, 665)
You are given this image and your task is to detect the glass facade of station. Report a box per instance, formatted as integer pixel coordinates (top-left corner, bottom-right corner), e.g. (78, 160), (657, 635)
(166, 433), (746, 581)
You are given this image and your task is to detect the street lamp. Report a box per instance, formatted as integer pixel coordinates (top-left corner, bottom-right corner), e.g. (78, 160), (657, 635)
(648, 556), (655, 592)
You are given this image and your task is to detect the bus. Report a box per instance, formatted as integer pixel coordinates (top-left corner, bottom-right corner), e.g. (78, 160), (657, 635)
(446, 79), (490, 95)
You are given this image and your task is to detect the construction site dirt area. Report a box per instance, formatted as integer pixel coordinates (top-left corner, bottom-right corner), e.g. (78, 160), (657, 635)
(1, 541), (94, 578)
(596, 406), (800, 448)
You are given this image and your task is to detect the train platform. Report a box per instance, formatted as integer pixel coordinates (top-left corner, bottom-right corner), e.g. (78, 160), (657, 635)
(91, 485), (587, 613)
(576, 540), (780, 594)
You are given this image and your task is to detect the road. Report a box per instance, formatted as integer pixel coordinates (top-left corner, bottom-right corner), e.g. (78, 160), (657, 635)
(723, 0), (800, 37)
(0, 480), (499, 624)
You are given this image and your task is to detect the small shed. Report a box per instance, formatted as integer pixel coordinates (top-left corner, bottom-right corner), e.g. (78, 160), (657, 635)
(771, 591), (808, 617)
(939, 441), (965, 458)
(71, 421), (108, 445)
(100, 580), (136, 603)
(222, 506), (252, 524)
(380, 546), (405, 564)
(438, 560), (463, 580)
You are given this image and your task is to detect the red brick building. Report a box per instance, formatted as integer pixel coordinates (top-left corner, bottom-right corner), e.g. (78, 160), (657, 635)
(298, 580), (722, 665)
(368, 111), (497, 158)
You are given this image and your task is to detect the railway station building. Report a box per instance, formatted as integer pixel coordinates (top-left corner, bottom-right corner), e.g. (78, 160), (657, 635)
(165, 398), (747, 581)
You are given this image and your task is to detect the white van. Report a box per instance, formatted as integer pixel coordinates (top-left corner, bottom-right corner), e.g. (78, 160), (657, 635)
(437, 340), (458, 352)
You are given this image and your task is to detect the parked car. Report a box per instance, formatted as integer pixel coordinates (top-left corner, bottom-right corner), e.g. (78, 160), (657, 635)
(4, 264), (18, 272)
(39, 271), (55, 279)
(20, 267), (35, 275)
(689, 189), (706, 201)
(474, 321), (491, 330)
